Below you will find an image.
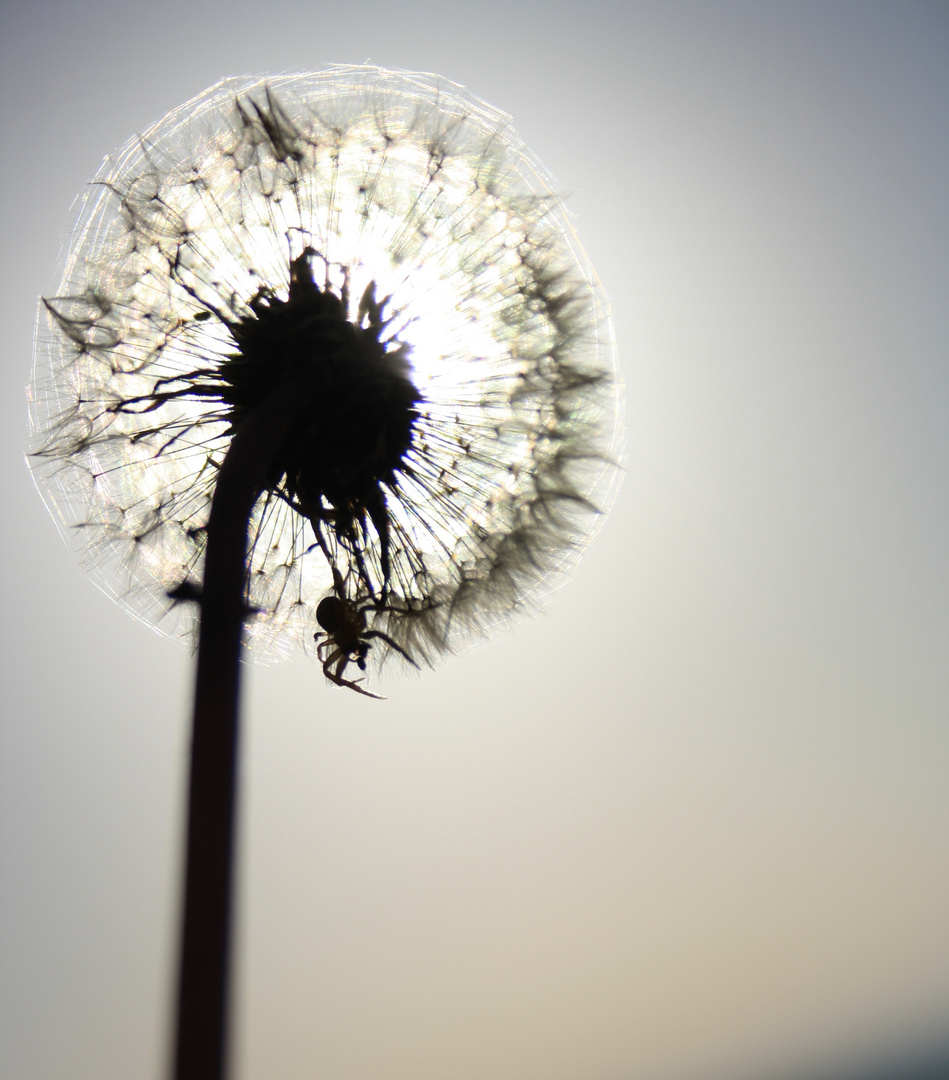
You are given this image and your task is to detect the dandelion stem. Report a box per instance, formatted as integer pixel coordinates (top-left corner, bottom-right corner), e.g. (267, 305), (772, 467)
(173, 377), (317, 1080)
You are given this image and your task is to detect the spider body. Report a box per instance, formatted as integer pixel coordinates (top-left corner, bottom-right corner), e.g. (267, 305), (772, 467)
(313, 579), (416, 699)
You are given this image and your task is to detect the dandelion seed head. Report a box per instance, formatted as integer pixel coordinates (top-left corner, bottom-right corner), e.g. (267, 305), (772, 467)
(29, 65), (623, 673)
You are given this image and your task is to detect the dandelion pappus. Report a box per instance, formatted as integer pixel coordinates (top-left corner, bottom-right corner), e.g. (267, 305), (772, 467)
(29, 67), (623, 675)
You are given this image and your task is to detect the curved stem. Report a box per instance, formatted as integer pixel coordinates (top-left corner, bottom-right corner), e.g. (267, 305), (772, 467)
(173, 379), (315, 1080)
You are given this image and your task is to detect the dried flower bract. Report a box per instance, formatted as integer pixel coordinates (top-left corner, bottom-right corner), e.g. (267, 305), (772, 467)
(29, 66), (622, 683)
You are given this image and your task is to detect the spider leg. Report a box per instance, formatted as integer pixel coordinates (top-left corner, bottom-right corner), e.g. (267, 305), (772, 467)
(321, 654), (385, 699)
(333, 651), (350, 682)
(362, 630), (418, 667)
(313, 633), (332, 662)
(320, 645), (344, 676)
(334, 675), (385, 700)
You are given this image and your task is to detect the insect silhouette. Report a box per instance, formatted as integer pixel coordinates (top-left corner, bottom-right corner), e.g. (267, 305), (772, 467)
(313, 568), (418, 698)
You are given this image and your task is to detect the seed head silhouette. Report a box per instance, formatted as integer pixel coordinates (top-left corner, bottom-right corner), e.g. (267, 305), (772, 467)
(30, 66), (622, 693)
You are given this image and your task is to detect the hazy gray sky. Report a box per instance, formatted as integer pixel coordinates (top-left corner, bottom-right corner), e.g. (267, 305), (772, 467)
(1, 3), (947, 1080)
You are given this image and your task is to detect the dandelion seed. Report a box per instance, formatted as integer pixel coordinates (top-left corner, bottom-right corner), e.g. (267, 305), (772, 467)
(28, 64), (623, 686)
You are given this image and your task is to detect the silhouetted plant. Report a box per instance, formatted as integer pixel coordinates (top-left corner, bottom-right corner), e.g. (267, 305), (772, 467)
(28, 66), (622, 1080)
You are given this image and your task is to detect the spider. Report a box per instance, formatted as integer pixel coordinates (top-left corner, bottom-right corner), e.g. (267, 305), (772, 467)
(313, 571), (417, 699)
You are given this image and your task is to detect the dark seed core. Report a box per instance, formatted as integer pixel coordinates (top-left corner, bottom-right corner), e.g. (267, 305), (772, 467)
(219, 249), (421, 588)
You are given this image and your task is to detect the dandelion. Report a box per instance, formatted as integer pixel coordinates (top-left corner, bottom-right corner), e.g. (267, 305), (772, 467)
(29, 66), (621, 684)
(27, 65), (622, 1080)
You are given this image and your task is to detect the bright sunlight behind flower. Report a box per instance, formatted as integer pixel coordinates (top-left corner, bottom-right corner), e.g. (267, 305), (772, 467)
(28, 65), (622, 690)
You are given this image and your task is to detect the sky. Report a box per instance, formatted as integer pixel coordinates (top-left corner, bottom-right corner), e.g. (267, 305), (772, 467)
(1, 3), (947, 1080)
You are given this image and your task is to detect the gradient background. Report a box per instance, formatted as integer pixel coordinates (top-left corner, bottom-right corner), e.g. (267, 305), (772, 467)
(1, 2), (947, 1079)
